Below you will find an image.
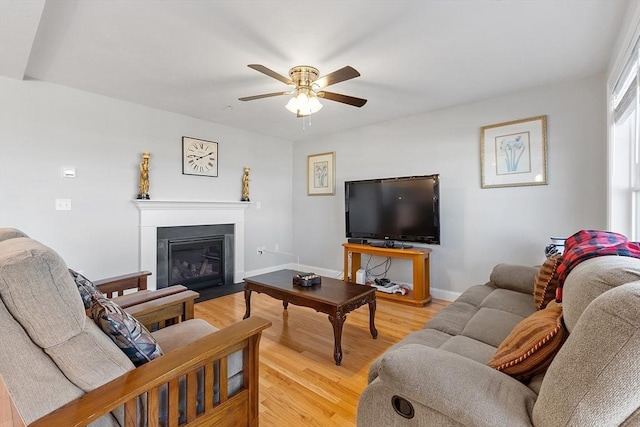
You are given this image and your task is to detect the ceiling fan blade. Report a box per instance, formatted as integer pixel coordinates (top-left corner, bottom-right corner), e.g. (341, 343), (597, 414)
(239, 91), (291, 101)
(315, 66), (360, 88)
(247, 64), (293, 85)
(318, 91), (367, 107)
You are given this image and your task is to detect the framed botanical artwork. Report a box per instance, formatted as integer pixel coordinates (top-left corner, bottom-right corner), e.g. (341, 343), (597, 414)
(480, 115), (548, 188)
(307, 152), (335, 195)
(182, 136), (218, 177)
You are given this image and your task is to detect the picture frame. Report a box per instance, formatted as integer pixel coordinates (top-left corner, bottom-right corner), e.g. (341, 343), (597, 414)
(182, 136), (218, 177)
(480, 115), (548, 188)
(307, 152), (335, 195)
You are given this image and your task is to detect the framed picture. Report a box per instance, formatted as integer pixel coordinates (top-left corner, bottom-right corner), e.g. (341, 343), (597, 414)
(182, 137), (218, 177)
(307, 152), (335, 195)
(480, 115), (547, 188)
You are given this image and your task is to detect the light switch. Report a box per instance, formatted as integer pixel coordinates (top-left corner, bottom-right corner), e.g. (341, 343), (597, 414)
(61, 167), (76, 178)
(55, 199), (71, 210)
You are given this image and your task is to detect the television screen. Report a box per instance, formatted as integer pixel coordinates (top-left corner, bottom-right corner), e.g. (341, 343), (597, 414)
(345, 174), (440, 245)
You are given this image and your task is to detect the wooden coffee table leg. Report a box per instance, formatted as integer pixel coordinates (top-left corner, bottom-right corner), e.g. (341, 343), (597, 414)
(369, 299), (378, 339)
(283, 301), (288, 310)
(328, 311), (346, 366)
(243, 289), (252, 319)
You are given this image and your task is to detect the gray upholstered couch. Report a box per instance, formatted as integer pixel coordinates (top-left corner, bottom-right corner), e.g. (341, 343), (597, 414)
(358, 257), (640, 426)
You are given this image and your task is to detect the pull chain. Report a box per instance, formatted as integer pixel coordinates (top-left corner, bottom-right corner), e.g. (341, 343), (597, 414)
(302, 114), (312, 131)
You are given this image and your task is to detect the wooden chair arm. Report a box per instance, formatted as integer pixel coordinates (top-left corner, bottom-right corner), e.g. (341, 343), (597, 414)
(112, 285), (188, 309)
(28, 316), (272, 427)
(124, 290), (199, 330)
(94, 271), (151, 297)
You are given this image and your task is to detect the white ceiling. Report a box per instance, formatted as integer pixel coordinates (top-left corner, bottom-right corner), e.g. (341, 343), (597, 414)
(0, 0), (631, 142)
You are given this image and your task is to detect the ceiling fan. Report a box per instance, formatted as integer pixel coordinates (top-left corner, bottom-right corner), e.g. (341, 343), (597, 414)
(239, 64), (367, 117)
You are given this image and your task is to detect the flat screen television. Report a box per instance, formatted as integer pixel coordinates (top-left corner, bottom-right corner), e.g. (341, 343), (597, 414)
(345, 174), (440, 246)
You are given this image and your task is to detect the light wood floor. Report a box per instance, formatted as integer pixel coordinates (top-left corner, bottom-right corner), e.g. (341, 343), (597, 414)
(194, 291), (448, 427)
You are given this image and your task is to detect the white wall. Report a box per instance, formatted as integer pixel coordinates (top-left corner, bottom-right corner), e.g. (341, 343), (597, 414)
(292, 74), (608, 298)
(0, 77), (293, 279)
(0, 74), (609, 298)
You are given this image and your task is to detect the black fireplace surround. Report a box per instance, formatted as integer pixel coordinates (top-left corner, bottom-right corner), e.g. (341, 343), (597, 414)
(156, 224), (234, 290)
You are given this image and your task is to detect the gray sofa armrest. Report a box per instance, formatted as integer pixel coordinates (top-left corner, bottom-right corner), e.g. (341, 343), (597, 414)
(489, 263), (538, 294)
(377, 344), (536, 427)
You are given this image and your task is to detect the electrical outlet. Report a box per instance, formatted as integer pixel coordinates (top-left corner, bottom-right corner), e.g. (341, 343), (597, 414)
(257, 246), (264, 255)
(55, 199), (72, 210)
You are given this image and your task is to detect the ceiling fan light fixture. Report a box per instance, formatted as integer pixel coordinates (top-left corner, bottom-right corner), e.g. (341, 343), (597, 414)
(285, 90), (323, 116)
(307, 95), (322, 113)
(242, 63), (365, 117)
(285, 97), (298, 114)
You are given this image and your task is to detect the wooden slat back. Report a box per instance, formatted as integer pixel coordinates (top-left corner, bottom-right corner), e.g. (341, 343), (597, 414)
(21, 317), (270, 427)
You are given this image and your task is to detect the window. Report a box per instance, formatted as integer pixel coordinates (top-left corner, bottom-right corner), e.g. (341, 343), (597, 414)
(611, 37), (640, 241)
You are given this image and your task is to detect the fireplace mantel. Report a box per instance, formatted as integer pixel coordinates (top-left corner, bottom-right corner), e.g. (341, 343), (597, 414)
(134, 200), (250, 290)
(134, 200), (251, 211)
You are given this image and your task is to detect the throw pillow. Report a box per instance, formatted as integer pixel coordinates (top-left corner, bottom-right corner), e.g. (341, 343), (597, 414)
(69, 268), (105, 309)
(488, 303), (565, 380)
(533, 255), (561, 310)
(90, 296), (163, 366)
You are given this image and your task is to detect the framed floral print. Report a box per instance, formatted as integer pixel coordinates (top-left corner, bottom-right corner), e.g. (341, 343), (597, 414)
(480, 116), (548, 188)
(307, 152), (335, 195)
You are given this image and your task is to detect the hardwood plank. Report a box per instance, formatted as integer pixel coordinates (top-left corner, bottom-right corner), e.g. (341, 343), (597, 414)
(194, 291), (448, 426)
(0, 375), (25, 427)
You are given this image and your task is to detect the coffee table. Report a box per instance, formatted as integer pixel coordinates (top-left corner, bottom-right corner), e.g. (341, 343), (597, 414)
(243, 269), (377, 366)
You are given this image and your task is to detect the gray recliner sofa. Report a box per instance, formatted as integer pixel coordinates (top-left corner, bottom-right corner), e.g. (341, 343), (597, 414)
(358, 256), (640, 426)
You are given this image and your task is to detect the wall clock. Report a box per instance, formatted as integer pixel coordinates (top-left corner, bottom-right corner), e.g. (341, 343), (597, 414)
(182, 137), (218, 177)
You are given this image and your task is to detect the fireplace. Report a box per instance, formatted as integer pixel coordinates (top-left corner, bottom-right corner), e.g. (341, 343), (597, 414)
(157, 224), (234, 290)
(169, 238), (223, 288)
(134, 200), (249, 291)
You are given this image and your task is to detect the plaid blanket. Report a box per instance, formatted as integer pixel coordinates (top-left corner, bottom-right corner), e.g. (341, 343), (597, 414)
(555, 230), (640, 302)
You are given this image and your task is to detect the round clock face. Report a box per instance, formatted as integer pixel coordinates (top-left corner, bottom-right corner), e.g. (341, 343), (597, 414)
(183, 138), (218, 176)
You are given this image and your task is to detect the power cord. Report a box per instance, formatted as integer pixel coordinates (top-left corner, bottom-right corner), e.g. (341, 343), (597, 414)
(365, 255), (392, 282)
(260, 249), (301, 272)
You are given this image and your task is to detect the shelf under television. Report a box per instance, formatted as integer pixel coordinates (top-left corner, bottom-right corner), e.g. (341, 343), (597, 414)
(342, 243), (432, 306)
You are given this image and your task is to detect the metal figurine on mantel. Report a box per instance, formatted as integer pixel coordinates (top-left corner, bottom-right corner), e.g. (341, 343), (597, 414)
(137, 151), (151, 200)
(241, 166), (250, 202)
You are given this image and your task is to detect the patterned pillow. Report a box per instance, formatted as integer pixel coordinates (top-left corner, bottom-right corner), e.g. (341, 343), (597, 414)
(488, 302), (566, 380)
(90, 297), (163, 366)
(533, 255), (561, 310)
(69, 269), (104, 309)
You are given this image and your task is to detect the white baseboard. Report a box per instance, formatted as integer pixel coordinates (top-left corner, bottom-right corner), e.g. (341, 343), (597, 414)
(430, 288), (460, 302)
(243, 263), (341, 279)
(242, 263), (291, 279)
(243, 264), (459, 302)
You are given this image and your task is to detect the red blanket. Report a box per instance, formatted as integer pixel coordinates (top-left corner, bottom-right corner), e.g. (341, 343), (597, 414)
(555, 230), (640, 302)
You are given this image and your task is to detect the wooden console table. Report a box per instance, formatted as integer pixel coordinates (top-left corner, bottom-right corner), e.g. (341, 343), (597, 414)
(343, 243), (432, 306)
